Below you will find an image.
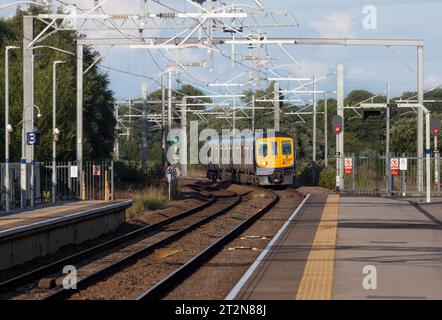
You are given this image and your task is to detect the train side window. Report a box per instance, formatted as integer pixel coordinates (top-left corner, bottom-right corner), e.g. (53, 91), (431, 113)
(282, 141), (292, 155)
(272, 141), (279, 156)
(258, 142), (268, 157)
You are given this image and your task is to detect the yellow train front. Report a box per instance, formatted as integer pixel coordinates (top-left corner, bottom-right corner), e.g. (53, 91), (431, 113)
(206, 132), (296, 186)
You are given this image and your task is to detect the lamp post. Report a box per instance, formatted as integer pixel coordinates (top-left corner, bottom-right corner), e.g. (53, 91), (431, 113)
(52, 60), (65, 203)
(4, 45), (19, 212)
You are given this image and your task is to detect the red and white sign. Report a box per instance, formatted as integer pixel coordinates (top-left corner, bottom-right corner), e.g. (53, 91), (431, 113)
(344, 158), (353, 175)
(391, 158), (399, 176)
(93, 165), (101, 176)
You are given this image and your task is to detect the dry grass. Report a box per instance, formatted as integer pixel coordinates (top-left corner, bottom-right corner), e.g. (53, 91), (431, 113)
(188, 165), (207, 178)
(116, 185), (169, 219)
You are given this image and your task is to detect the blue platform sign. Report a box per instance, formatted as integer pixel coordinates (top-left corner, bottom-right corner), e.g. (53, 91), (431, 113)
(26, 132), (40, 145)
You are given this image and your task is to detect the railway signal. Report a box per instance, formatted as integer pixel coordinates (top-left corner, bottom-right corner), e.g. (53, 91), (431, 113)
(332, 115), (343, 134)
(431, 116), (440, 136)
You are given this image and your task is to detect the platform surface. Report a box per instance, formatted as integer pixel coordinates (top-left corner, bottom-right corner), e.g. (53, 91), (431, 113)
(229, 194), (442, 300)
(0, 201), (128, 234)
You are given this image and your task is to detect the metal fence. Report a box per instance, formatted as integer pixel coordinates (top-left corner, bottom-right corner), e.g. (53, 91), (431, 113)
(337, 153), (441, 197)
(0, 161), (114, 213)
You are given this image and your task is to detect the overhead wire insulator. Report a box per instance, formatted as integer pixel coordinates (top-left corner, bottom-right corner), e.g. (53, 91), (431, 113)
(158, 12), (176, 19)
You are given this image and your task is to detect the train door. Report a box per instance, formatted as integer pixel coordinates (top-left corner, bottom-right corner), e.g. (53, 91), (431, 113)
(270, 140), (281, 168)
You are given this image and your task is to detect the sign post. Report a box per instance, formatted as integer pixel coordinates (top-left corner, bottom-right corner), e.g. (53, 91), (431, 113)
(166, 166), (181, 200)
(400, 156), (408, 196)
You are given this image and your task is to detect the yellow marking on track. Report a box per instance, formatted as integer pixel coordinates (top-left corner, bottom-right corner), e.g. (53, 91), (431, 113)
(295, 194), (339, 300)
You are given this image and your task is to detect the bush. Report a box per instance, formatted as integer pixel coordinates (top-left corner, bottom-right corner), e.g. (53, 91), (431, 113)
(295, 160), (322, 186)
(319, 166), (336, 190)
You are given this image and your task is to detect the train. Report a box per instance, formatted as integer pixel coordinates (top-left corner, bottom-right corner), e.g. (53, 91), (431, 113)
(205, 131), (296, 186)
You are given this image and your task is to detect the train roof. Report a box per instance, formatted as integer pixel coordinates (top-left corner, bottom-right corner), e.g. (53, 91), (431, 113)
(204, 131), (294, 144)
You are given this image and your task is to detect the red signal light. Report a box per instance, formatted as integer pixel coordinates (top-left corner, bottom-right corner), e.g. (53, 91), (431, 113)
(434, 128), (440, 136)
(334, 125), (342, 134)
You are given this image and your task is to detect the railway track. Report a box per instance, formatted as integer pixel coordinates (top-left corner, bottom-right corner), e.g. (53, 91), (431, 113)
(44, 191), (241, 300)
(138, 188), (279, 300)
(0, 184), (235, 299)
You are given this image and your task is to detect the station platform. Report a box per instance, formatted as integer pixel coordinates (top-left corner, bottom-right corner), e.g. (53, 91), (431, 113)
(0, 200), (132, 270)
(227, 193), (442, 300)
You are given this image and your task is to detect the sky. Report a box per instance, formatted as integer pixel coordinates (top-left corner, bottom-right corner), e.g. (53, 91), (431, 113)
(1, 0), (442, 100)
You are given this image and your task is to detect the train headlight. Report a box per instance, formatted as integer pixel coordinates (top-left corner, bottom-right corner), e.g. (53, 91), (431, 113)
(261, 161), (267, 166)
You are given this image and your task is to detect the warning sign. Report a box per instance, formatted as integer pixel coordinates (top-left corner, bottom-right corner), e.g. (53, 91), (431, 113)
(93, 165), (101, 176)
(344, 158), (353, 175)
(391, 158), (399, 176)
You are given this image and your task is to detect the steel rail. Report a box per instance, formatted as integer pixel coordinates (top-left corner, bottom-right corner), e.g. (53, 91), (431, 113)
(137, 190), (280, 300)
(0, 191), (216, 294)
(44, 194), (242, 300)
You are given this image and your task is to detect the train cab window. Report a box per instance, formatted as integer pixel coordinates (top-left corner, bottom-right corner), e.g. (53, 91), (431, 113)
(272, 141), (279, 156)
(258, 142), (268, 156)
(282, 141), (292, 155)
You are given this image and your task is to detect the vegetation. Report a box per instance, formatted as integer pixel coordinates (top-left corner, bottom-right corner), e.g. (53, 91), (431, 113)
(0, 6), (115, 162)
(118, 185), (169, 219)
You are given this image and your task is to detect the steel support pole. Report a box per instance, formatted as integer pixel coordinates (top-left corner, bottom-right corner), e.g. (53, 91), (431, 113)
(252, 94), (255, 133)
(233, 98), (236, 130)
(417, 46), (424, 194)
(435, 136), (440, 192)
(337, 64), (345, 190)
(77, 44), (84, 200)
(386, 82), (392, 195)
(426, 112), (431, 203)
(168, 70), (172, 132)
(23, 16), (34, 207)
(114, 105), (119, 160)
(52, 62), (57, 203)
(274, 82), (280, 131)
(324, 92), (328, 167)
(180, 97), (188, 177)
(312, 76), (317, 162)
(4, 47), (16, 211)
(161, 77), (167, 171)
(141, 99), (148, 173)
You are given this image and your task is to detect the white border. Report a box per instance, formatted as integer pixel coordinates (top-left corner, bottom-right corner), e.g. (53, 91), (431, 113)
(225, 194), (311, 300)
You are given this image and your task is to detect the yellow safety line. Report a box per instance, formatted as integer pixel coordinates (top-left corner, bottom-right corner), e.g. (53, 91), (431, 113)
(295, 194), (340, 300)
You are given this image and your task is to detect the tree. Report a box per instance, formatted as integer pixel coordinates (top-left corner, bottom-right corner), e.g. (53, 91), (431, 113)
(0, 6), (115, 162)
